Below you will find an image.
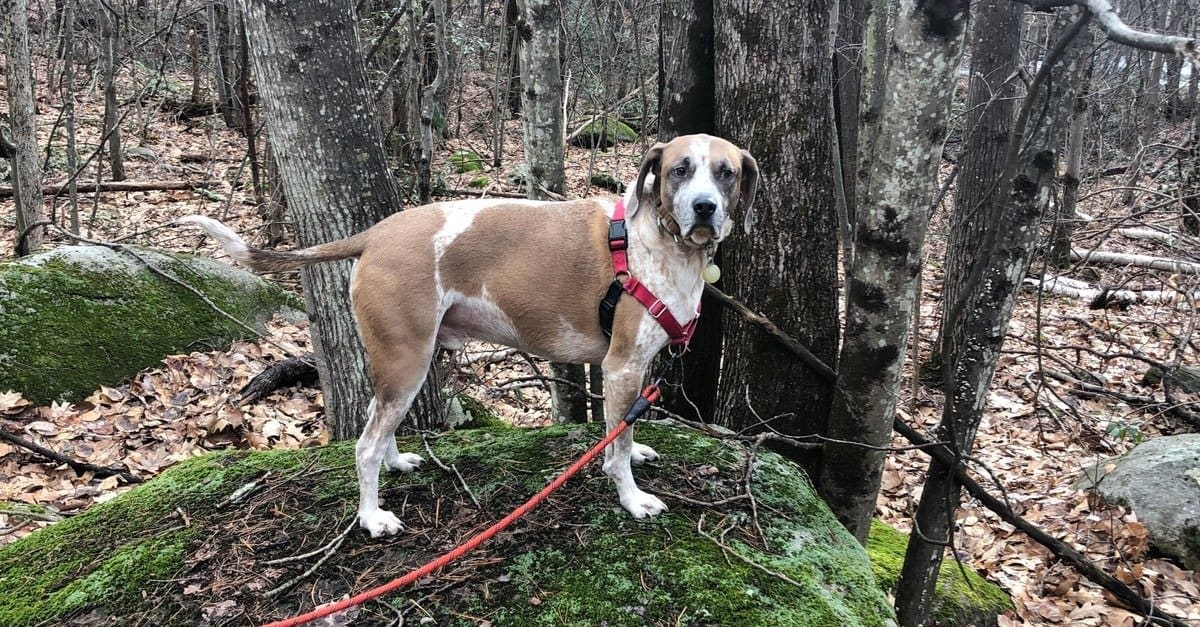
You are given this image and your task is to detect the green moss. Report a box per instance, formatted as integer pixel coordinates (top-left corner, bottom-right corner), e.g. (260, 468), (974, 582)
(449, 149), (485, 173)
(589, 172), (625, 193)
(867, 520), (1014, 626)
(467, 175), (490, 188)
(569, 116), (638, 149)
(0, 424), (895, 626)
(0, 246), (302, 404)
(453, 393), (511, 429)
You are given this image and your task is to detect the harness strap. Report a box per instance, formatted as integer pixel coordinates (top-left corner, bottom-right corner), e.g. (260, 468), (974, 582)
(600, 199), (699, 346)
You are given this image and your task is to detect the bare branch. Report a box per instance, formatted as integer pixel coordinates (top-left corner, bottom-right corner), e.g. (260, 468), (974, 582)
(1015, 0), (1199, 60)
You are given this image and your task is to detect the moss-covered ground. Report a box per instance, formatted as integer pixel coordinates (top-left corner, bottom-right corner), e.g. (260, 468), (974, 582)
(0, 423), (896, 626)
(867, 519), (1014, 626)
(0, 245), (301, 404)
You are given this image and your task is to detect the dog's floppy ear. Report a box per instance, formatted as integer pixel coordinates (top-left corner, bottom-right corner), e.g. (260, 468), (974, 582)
(629, 142), (667, 218)
(739, 150), (760, 234)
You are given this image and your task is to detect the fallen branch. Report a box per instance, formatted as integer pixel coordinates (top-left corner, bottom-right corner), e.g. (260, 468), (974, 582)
(1117, 227), (1200, 248)
(1023, 273), (1200, 308)
(239, 356), (320, 404)
(703, 285), (837, 381)
(265, 518), (357, 597)
(1071, 248), (1200, 274)
(0, 424), (141, 484)
(0, 179), (222, 198)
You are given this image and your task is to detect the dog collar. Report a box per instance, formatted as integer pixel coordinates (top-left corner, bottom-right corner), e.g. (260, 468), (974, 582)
(599, 199), (700, 346)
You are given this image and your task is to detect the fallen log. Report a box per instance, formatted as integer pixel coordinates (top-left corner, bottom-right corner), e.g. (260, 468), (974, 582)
(0, 180), (222, 198)
(1023, 273), (1200, 308)
(1071, 248), (1200, 274)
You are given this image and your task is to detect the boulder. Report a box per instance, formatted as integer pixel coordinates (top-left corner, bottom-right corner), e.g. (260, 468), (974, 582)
(0, 423), (896, 626)
(1080, 434), (1200, 568)
(449, 149), (484, 174)
(569, 116), (638, 149)
(867, 520), (1014, 626)
(0, 245), (302, 404)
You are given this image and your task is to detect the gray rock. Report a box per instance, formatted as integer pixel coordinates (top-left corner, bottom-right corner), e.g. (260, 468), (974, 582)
(0, 245), (303, 404)
(1080, 434), (1200, 568)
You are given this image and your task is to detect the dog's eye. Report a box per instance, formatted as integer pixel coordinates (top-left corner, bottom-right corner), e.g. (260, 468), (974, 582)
(672, 165), (688, 177)
(718, 168), (735, 181)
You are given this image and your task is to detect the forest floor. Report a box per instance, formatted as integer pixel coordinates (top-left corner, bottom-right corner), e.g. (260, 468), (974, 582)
(2, 69), (1200, 625)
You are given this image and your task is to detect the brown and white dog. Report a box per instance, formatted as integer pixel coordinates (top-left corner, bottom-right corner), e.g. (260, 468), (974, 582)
(182, 134), (758, 537)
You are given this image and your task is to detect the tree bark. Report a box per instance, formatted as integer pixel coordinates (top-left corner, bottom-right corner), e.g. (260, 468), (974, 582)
(3, 0), (45, 256)
(817, 0), (969, 544)
(655, 0), (721, 422)
(1051, 54), (1092, 266)
(238, 0), (443, 438)
(1180, 115), (1200, 235)
(938, 0), (1022, 358)
(834, 0), (866, 232)
(896, 10), (1094, 625)
(99, 3), (125, 182)
(713, 0), (839, 475)
(517, 0), (587, 423)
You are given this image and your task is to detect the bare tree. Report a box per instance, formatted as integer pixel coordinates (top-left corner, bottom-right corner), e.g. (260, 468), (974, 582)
(713, 0), (839, 473)
(3, 0), (44, 255)
(938, 0), (1024, 358)
(656, 0), (720, 421)
(896, 9), (1096, 624)
(517, 0), (587, 423)
(99, 1), (125, 181)
(239, 0), (443, 438)
(818, 0), (970, 543)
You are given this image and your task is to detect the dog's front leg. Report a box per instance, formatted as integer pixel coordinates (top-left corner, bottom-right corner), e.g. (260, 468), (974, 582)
(601, 357), (668, 518)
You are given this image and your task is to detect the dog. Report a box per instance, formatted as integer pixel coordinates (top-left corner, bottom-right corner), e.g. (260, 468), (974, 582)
(182, 134), (758, 537)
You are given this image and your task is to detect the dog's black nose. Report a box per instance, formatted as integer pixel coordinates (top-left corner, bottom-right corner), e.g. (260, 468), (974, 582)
(694, 200), (717, 219)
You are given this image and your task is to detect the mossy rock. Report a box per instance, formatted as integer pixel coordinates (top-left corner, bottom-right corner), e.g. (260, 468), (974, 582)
(0, 423), (895, 626)
(570, 116), (638, 149)
(867, 520), (1014, 626)
(467, 175), (490, 189)
(0, 245), (302, 404)
(449, 149), (485, 173)
(590, 172), (625, 194)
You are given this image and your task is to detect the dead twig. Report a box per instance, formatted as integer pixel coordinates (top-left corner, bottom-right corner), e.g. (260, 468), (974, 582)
(0, 423), (141, 484)
(422, 433), (481, 509)
(264, 518), (357, 566)
(265, 518), (356, 597)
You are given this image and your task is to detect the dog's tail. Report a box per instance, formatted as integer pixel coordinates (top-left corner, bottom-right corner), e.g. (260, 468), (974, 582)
(178, 215), (367, 273)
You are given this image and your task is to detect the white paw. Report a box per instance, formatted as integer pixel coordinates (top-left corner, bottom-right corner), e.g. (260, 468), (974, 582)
(620, 489), (668, 519)
(630, 442), (660, 466)
(359, 508), (404, 537)
(385, 452), (424, 473)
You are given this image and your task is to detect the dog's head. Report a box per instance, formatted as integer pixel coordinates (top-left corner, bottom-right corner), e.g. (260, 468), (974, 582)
(631, 134), (758, 246)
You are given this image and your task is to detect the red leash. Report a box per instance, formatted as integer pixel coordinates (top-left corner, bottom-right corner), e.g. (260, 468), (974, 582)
(262, 384), (663, 627)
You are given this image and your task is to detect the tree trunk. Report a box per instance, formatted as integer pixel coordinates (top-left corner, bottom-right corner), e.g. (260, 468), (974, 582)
(238, 0), (443, 438)
(713, 0), (839, 475)
(937, 0), (1023, 360)
(3, 0), (45, 256)
(517, 0), (587, 423)
(208, 0), (239, 130)
(834, 0), (866, 233)
(61, 0), (81, 234)
(896, 11), (1094, 625)
(1052, 54), (1093, 267)
(99, 3), (125, 182)
(1180, 116), (1200, 235)
(817, 0), (969, 544)
(655, 0), (721, 422)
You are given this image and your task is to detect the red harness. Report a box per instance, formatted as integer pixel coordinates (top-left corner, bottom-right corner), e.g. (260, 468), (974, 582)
(599, 199), (699, 346)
